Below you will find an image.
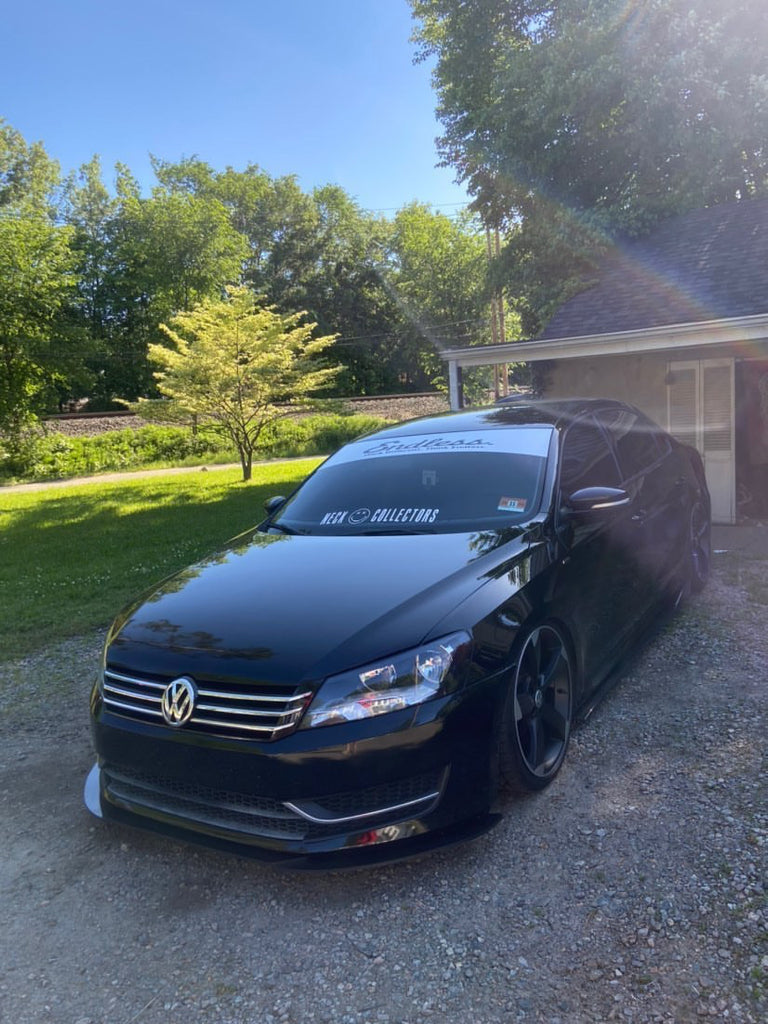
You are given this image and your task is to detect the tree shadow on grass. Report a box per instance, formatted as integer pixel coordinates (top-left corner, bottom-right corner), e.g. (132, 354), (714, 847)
(0, 468), (310, 658)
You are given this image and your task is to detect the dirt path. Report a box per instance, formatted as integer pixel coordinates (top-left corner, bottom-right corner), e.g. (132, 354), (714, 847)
(0, 458), (313, 494)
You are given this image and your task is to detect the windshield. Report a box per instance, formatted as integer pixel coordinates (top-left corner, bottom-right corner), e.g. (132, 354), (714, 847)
(270, 427), (553, 535)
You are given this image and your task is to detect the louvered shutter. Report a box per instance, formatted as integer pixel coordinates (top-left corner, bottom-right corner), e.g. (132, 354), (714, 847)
(702, 364), (733, 452)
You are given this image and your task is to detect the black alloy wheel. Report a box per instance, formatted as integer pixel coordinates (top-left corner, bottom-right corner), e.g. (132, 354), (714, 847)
(689, 500), (711, 593)
(500, 624), (573, 793)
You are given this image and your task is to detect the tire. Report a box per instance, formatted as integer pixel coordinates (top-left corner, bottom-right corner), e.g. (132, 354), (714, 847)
(498, 623), (573, 793)
(688, 499), (711, 593)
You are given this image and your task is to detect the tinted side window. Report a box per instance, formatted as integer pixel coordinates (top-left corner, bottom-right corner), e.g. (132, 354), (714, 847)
(598, 408), (663, 479)
(560, 418), (621, 492)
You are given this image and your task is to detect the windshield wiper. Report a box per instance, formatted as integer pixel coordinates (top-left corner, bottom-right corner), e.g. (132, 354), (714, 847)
(267, 522), (303, 536)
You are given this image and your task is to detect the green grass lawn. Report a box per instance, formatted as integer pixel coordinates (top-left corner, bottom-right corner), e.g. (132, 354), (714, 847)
(0, 460), (321, 661)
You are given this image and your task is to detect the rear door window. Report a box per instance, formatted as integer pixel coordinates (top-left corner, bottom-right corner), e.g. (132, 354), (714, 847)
(597, 408), (664, 481)
(559, 417), (621, 493)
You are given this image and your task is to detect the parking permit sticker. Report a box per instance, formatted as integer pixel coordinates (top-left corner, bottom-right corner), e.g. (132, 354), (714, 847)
(498, 497), (527, 513)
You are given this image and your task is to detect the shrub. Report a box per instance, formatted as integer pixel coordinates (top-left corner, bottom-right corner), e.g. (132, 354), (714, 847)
(256, 414), (385, 458)
(1, 415), (389, 482)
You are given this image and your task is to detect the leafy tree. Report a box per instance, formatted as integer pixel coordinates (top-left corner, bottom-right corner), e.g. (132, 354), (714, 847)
(151, 160), (398, 393)
(0, 122), (77, 447)
(388, 203), (496, 386)
(152, 157), (320, 304)
(0, 118), (60, 214)
(60, 158), (251, 406)
(284, 185), (397, 394)
(93, 169), (249, 402)
(0, 217), (78, 439)
(411, 0), (768, 330)
(63, 157), (114, 333)
(57, 155), (119, 407)
(150, 286), (340, 480)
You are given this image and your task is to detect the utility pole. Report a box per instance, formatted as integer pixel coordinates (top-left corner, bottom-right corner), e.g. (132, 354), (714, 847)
(486, 226), (509, 398)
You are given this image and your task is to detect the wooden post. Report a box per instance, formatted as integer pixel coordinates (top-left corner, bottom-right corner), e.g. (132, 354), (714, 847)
(486, 228), (501, 398)
(448, 360), (464, 410)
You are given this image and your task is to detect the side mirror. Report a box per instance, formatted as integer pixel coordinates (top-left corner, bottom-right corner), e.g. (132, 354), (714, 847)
(264, 495), (287, 516)
(564, 486), (630, 514)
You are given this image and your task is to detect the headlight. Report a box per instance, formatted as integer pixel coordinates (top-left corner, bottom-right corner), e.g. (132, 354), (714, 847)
(301, 631), (471, 729)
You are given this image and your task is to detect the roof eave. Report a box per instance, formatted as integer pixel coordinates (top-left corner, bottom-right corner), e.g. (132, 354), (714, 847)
(440, 312), (768, 366)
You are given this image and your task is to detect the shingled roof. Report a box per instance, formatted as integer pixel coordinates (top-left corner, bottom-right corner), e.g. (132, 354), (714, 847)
(539, 198), (768, 340)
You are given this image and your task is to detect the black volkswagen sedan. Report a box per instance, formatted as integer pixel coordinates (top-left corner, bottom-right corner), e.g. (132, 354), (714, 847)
(85, 400), (711, 865)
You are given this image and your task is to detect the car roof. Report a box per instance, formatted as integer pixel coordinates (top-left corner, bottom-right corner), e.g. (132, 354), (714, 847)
(362, 398), (642, 441)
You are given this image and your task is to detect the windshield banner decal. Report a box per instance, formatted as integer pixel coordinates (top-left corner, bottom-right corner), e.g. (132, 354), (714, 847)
(320, 507), (439, 526)
(325, 428), (552, 466)
(362, 437), (493, 457)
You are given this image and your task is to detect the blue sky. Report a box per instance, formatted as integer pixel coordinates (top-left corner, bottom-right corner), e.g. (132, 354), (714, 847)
(3, 0), (468, 214)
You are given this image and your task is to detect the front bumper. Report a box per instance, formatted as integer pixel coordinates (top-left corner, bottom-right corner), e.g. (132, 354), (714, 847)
(86, 672), (504, 862)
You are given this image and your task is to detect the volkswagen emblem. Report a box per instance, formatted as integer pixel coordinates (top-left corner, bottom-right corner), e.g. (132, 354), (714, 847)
(161, 677), (197, 727)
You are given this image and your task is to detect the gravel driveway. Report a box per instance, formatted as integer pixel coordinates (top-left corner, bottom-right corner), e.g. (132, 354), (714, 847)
(0, 533), (765, 1024)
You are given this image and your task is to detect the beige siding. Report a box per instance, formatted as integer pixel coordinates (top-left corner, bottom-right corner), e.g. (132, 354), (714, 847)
(545, 353), (668, 424)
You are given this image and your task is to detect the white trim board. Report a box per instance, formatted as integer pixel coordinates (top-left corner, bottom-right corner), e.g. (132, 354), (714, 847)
(440, 313), (768, 367)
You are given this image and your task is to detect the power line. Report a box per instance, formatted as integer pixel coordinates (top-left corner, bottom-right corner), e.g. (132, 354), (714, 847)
(332, 316), (487, 344)
(331, 318), (490, 348)
(363, 201), (472, 215)
(53, 315), (491, 359)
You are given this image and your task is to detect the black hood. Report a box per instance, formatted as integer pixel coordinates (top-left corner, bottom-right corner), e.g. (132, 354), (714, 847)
(109, 528), (530, 684)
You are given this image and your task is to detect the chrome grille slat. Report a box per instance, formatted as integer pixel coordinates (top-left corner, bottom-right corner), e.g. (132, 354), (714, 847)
(103, 667), (310, 741)
(106, 670), (165, 690)
(195, 702), (299, 719)
(197, 688), (311, 705)
(190, 715), (288, 733)
(104, 697), (163, 717)
(104, 683), (161, 704)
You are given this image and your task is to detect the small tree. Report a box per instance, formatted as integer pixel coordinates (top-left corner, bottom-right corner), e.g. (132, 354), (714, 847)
(150, 286), (340, 480)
